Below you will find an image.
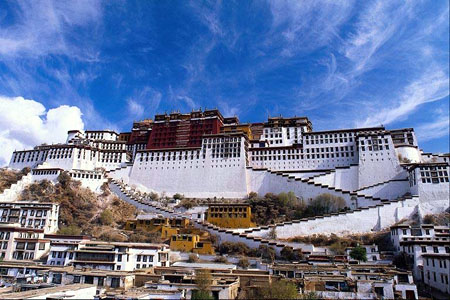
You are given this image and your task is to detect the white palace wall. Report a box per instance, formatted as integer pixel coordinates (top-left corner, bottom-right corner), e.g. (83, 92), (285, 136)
(247, 197), (420, 238)
(129, 151), (249, 198)
(356, 179), (410, 199)
(246, 168), (374, 208)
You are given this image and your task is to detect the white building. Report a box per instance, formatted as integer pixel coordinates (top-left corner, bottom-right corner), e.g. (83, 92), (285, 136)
(390, 223), (450, 294)
(47, 241), (170, 271)
(346, 244), (381, 262)
(0, 202), (59, 234)
(422, 253), (450, 294)
(5, 111), (449, 236)
(0, 226), (50, 261)
(0, 202), (59, 262)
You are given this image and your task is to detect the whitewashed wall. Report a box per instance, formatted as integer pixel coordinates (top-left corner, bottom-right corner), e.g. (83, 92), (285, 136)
(356, 179), (410, 199)
(246, 197), (419, 238)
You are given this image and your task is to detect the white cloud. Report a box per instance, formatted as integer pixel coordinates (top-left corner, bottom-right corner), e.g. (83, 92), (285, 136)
(0, 95), (84, 166)
(359, 68), (449, 127)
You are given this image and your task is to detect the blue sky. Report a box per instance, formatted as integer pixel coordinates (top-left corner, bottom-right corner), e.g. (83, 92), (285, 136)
(0, 0), (448, 165)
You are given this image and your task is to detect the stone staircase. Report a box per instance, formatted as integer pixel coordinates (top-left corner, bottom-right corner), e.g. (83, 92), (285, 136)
(0, 172), (33, 202)
(108, 179), (177, 217)
(242, 194), (420, 239)
(248, 166), (387, 208)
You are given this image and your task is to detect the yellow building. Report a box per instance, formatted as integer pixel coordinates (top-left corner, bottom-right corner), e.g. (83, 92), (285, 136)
(170, 234), (215, 255)
(221, 123), (254, 140)
(125, 215), (189, 235)
(206, 204), (255, 228)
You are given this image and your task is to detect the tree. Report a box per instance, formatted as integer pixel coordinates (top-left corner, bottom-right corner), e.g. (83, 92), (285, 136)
(258, 245), (276, 263)
(248, 192), (258, 200)
(308, 193), (346, 215)
(192, 269), (213, 300)
(250, 279), (298, 299)
(57, 171), (72, 188)
(280, 246), (302, 261)
(99, 209), (114, 225)
(237, 257), (250, 269)
(349, 246), (367, 262)
(266, 227), (277, 240)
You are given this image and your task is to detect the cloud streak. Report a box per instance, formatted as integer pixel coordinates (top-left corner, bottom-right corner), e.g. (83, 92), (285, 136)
(358, 67), (449, 127)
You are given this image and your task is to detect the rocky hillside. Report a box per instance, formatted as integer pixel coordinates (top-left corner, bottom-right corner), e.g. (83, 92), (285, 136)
(18, 172), (156, 242)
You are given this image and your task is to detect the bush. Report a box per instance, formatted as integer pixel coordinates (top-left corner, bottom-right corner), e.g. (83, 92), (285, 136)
(128, 230), (162, 243)
(237, 257), (250, 269)
(173, 193), (184, 200)
(329, 241), (347, 255)
(249, 279), (299, 299)
(149, 192), (159, 201)
(99, 209), (114, 225)
(188, 253), (199, 262)
(58, 225), (82, 235)
(99, 231), (127, 242)
(179, 199), (195, 209)
(213, 256), (228, 263)
(218, 242), (251, 256)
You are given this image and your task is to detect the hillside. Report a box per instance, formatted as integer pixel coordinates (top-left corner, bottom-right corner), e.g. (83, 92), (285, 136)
(0, 167), (30, 193)
(18, 172), (148, 242)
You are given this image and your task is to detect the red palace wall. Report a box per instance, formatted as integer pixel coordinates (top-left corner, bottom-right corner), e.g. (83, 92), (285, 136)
(146, 117), (223, 149)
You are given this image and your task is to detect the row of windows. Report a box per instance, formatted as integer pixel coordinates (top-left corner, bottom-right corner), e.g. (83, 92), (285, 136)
(426, 271), (449, 285)
(94, 143), (125, 150)
(305, 137), (353, 145)
(209, 213), (248, 218)
(305, 132), (358, 139)
(204, 137), (241, 143)
(360, 145), (390, 151)
(70, 173), (102, 179)
(136, 255), (154, 262)
(13, 251), (35, 260)
(1, 209), (49, 218)
(420, 168), (449, 184)
(209, 207), (248, 212)
(0, 232), (10, 240)
(32, 170), (60, 175)
(251, 152), (355, 161)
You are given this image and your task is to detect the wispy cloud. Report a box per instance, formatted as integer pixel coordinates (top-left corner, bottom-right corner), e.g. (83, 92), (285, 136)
(269, 0), (354, 57)
(0, 0), (102, 60)
(126, 87), (162, 121)
(342, 1), (412, 74)
(415, 109), (450, 142)
(358, 67), (449, 127)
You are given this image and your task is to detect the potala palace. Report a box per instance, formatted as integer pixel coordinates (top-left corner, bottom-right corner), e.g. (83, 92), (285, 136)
(6, 109), (450, 237)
